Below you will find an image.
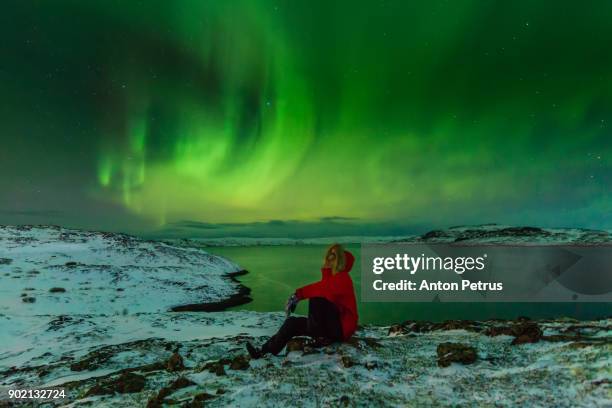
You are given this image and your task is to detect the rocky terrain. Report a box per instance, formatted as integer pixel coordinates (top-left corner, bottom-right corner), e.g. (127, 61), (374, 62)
(0, 225), (247, 404)
(0, 225), (610, 407)
(408, 224), (612, 244)
(0, 225), (247, 317)
(0, 312), (610, 407)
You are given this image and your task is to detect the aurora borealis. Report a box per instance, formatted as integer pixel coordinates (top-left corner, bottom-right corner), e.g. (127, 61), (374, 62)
(1, 1), (611, 237)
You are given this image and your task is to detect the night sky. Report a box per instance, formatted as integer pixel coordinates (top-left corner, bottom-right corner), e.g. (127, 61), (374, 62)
(1, 1), (610, 237)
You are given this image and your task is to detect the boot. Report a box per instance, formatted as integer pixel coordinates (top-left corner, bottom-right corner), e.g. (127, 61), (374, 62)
(246, 342), (263, 359)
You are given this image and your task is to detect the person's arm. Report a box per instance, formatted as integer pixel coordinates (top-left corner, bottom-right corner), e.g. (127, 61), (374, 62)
(295, 271), (339, 300)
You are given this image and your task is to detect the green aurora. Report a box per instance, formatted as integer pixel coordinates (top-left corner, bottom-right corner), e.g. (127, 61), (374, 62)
(1, 0), (611, 236)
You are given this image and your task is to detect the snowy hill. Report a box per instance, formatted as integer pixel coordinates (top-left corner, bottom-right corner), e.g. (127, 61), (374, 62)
(166, 225), (612, 247)
(407, 224), (612, 244)
(0, 225), (244, 316)
(167, 235), (404, 248)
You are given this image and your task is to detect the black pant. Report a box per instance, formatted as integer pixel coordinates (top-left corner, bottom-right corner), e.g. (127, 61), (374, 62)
(262, 297), (343, 355)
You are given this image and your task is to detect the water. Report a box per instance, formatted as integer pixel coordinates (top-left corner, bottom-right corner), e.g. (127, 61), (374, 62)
(207, 245), (611, 325)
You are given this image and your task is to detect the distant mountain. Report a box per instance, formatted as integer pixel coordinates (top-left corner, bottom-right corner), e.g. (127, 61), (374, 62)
(165, 225), (612, 247)
(400, 224), (612, 244)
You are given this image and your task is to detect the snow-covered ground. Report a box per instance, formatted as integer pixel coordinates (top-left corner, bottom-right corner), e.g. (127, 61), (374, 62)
(0, 225), (244, 384)
(405, 224), (612, 244)
(0, 225), (242, 316)
(1, 311), (609, 407)
(0, 224), (610, 407)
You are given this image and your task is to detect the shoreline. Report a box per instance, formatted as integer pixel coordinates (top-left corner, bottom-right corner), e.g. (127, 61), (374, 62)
(170, 269), (253, 312)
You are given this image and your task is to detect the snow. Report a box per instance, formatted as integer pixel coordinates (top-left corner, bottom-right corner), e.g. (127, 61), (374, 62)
(0, 225), (242, 316)
(0, 225), (244, 377)
(0, 224), (610, 407)
(1, 311), (609, 407)
(404, 224), (612, 244)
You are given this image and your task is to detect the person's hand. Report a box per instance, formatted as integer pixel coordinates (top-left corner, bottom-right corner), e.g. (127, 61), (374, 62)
(285, 293), (299, 316)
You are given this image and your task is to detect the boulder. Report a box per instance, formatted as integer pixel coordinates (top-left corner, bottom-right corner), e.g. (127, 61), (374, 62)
(229, 355), (250, 370)
(166, 352), (185, 372)
(484, 321), (543, 345)
(201, 359), (229, 376)
(340, 355), (355, 368)
(437, 343), (477, 367)
(286, 337), (311, 352)
(146, 376), (195, 408)
(511, 322), (543, 345)
(85, 372), (146, 396)
(388, 324), (406, 336)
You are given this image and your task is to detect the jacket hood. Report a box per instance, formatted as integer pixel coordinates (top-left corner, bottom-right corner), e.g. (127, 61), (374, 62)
(341, 251), (355, 274)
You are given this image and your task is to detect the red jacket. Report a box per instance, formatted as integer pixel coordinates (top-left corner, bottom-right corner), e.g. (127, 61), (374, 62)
(295, 251), (358, 340)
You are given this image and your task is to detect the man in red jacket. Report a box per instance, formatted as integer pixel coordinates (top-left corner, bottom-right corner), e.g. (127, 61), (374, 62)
(247, 244), (358, 358)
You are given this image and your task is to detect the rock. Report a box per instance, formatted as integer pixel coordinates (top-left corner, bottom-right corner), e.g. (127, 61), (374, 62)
(65, 261), (77, 267)
(324, 346), (337, 355)
(453, 226), (549, 242)
(364, 361), (379, 370)
(22, 296), (36, 303)
(339, 395), (350, 406)
(421, 230), (450, 240)
(286, 337), (311, 352)
(171, 376), (195, 389)
(85, 372), (146, 396)
(360, 337), (382, 349)
(229, 354), (250, 370)
(484, 321), (542, 345)
(147, 376), (195, 408)
(0, 258), (12, 265)
(302, 344), (318, 355)
(396, 320), (482, 334)
(388, 324), (406, 336)
(69, 347), (116, 372)
(182, 392), (216, 407)
(147, 397), (163, 408)
(437, 343), (477, 367)
(340, 355), (355, 368)
(511, 322), (543, 345)
(37, 367), (50, 377)
(437, 320), (481, 331)
(213, 363), (226, 376)
(202, 359), (229, 376)
(483, 325), (516, 337)
(166, 352), (185, 372)
(194, 392), (215, 401)
(49, 287), (66, 293)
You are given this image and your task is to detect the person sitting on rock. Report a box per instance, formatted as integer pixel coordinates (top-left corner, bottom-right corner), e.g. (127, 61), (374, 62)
(246, 244), (358, 358)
